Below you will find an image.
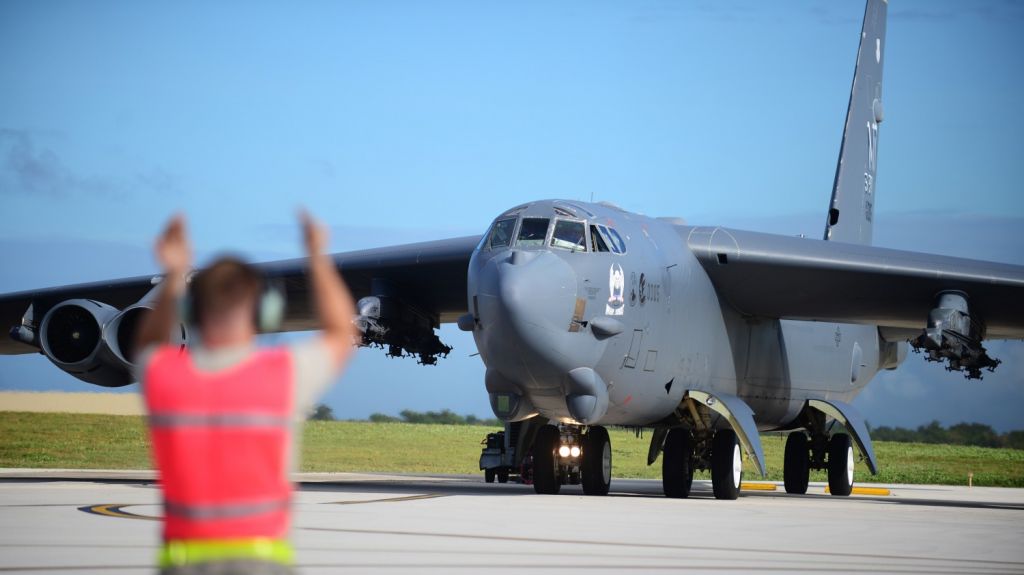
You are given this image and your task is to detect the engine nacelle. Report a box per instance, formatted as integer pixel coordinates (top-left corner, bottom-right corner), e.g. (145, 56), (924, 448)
(38, 299), (185, 387)
(39, 299), (132, 387)
(105, 303), (158, 366)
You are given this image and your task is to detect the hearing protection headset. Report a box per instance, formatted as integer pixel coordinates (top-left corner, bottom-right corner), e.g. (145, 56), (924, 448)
(178, 265), (286, 333)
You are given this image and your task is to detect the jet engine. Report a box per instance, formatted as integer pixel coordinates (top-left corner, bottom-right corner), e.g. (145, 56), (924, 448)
(36, 299), (182, 387)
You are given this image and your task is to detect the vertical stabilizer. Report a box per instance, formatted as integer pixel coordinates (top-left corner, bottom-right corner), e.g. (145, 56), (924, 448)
(824, 0), (887, 245)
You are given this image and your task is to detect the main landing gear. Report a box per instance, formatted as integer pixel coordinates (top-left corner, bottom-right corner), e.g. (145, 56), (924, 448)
(533, 424), (611, 496)
(662, 428), (743, 500)
(783, 430), (855, 496)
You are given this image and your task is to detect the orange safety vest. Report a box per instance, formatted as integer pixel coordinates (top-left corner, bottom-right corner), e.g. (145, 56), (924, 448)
(144, 346), (294, 541)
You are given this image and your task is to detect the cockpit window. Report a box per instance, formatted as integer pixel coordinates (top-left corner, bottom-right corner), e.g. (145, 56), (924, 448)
(517, 217), (550, 247)
(590, 225), (610, 252)
(485, 217), (517, 250)
(594, 224), (627, 254)
(550, 219), (587, 252)
(606, 227), (627, 254)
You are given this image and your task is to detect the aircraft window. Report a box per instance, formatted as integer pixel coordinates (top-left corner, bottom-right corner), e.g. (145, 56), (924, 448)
(551, 219), (587, 252)
(590, 225), (611, 252)
(599, 225), (627, 254)
(486, 218), (517, 250)
(517, 217), (550, 247)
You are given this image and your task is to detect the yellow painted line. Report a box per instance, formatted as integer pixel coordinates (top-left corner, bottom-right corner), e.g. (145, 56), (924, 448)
(824, 486), (892, 496)
(78, 494), (448, 523)
(328, 493), (447, 505)
(79, 503), (161, 521)
(740, 482), (777, 491)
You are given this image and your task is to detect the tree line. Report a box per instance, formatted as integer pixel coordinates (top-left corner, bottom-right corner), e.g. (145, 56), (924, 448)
(308, 404), (500, 426)
(369, 409), (502, 426)
(869, 421), (1024, 450)
(308, 405), (1023, 449)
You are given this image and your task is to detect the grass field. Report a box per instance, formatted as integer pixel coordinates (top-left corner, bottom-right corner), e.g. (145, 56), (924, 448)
(1, 412), (1022, 487)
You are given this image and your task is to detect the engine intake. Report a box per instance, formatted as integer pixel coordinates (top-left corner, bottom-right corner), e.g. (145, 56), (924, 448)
(40, 302), (106, 365)
(37, 298), (184, 387)
(40, 299), (132, 387)
(105, 304), (153, 365)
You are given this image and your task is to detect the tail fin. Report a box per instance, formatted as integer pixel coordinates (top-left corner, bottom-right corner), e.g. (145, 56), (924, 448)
(824, 0), (887, 245)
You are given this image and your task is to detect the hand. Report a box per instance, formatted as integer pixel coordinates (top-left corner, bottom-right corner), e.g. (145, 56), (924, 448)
(155, 214), (192, 275)
(300, 209), (329, 256)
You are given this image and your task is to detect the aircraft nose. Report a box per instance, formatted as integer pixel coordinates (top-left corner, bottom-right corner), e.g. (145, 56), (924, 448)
(472, 249), (612, 424)
(474, 249), (581, 383)
(499, 250), (577, 336)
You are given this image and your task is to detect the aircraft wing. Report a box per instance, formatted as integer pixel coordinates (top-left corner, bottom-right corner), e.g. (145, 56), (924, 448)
(0, 235), (481, 356)
(685, 226), (1024, 339)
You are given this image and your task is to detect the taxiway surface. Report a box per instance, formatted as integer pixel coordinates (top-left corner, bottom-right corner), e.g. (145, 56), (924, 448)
(1, 470), (1022, 574)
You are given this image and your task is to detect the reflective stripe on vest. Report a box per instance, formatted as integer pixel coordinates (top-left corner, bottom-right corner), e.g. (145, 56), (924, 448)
(143, 345), (294, 541)
(160, 538), (295, 568)
(164, 497), (292, 521)
(148, 413), (291, 428)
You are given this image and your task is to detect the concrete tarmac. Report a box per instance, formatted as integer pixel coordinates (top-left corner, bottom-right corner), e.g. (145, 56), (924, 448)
(1, 470), (1022, 574)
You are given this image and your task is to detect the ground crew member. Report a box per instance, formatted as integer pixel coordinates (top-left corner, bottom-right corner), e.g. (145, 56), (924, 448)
(135, 211), (357, 574)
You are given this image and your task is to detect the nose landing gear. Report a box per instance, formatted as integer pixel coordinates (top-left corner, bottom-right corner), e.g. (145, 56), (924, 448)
(532, 425), (562, 494)
(532, 424), (612, 496)
(581, 426), (612, 496)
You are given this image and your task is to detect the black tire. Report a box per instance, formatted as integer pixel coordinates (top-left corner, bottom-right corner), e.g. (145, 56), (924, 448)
(497, 469), (509, 484)
(783, 432), (810, 495)
(662, 428), (694, 498)
(711, 429), (742, 500)
(532, 425), (561, 495)
(828, 433), (855, 496)
(484, 468), (495, 483)
(582, 426), (612, 496)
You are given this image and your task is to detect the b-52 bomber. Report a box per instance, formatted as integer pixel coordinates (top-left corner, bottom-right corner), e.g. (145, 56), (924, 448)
(1, 0), (1022, 499)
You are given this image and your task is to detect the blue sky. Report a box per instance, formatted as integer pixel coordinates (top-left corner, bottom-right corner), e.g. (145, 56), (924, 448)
(1, 1), (1022, 431)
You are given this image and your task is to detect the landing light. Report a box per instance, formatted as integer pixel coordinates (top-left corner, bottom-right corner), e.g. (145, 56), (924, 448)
(558, 445), (581, 458)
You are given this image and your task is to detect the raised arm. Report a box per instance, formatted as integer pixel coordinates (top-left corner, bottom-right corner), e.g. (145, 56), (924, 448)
(135, 215), (192, 354)
(301, 211), (358, 369)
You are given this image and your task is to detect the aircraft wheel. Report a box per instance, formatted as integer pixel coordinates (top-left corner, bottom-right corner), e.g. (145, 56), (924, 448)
(532, 425), (561, 495)
(662, 428), (694, 498)
(711, 429), (742, 500)
(783, 432), (810, 494)
(828, 433), (855, 496)
(484, 469), (495, 483)
(497, 469), (510, 484)
(581, 426), (612, 496)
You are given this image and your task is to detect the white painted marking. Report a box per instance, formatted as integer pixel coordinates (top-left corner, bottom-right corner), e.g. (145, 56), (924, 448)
(606, 263), (625, 316)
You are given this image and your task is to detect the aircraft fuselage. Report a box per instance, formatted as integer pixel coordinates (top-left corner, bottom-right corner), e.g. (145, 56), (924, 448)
(468, 199), (900, 430)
